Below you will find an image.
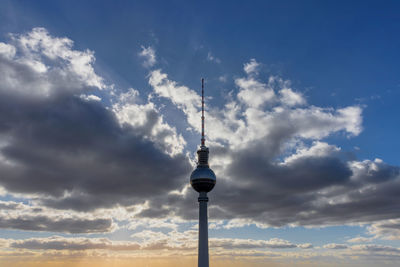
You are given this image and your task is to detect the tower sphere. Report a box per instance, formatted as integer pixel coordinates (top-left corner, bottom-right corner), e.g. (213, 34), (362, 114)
(190, 145), (216, 193)
(190, 165), (216, 193)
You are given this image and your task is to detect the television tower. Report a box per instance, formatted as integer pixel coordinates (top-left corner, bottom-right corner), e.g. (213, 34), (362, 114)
(190, 78), (216, 267)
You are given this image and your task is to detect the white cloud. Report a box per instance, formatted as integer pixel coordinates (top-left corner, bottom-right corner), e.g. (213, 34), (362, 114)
(243, 58), (260, 75)
(323, 243), (348, 249)
(17, 27), (105, 88)
(218, 75), (227, 82)
(117, 87), (140, 103)
(283, 141), (341, 164)
(280, 88), (306, 106)
(139, 46), (156, 68)
(347, 236), (375, 243)
(149, 70), (199, 111)
(0, 27), (106, 98)
(147, 59), (363, 159)
(0, 187), (6, 196)
(112, 87), (186, 156)
(236, 77), (276, 107)
(298, 243), (313, 249)
(211, 237), (298, 249)
(0, 42), (16, 59)
(80, 94), (101, 101)
(148, 69), (201, 132)
(127, 218), (179, 231)
(130, 229), (309, 251)
(207, 52), (221, 64)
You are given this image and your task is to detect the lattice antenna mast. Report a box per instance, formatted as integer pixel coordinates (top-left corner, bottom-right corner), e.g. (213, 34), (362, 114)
(201, 78), (205, 147)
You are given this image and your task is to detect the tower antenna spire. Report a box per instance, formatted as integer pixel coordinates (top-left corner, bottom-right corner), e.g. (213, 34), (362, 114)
(201, 78), (205, 147)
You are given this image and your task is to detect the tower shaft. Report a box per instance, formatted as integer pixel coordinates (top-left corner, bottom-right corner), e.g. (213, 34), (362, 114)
(198, 192), (209, 267)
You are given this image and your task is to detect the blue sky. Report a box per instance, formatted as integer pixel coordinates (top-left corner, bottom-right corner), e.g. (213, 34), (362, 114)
(3, 0), (399, 164)
(0, 1), (400, 266)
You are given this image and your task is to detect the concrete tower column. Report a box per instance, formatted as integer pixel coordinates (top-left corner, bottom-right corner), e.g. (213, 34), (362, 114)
(198, 192), (209, 267)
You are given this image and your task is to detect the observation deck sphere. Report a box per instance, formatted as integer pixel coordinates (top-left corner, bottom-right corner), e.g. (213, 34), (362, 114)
(190, 166), (216, 193)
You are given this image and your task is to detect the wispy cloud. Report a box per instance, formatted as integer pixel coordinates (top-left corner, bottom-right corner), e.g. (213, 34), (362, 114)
(139, 45), (156, 68)
(207, 52), (221, 64)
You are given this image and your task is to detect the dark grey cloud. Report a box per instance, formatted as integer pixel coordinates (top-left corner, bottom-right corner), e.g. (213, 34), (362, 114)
(0, 201), (23, 210)
(140, 141), (400, 228)
(208, 148), (400, 227)
(0, 214), (113, 233)
(0, 93), (191, 211)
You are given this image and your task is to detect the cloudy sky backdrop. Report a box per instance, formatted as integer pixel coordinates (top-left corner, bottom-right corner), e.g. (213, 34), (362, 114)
(0, 1), (400, 266)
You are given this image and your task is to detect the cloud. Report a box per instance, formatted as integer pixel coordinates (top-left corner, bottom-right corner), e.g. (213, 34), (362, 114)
(3, 27), (105, 96)
(7, 232), (311, 253)
(150, 65), (362, 150)
(0, 200), (24, 210)
(148, 69), (204, 138)
(139, 46), (156, 68)
(298, 243), (313, 249)
(10, 236), (140, 251)
(367, 219), (400, 240)
(236, 76), (276, 107)
(283, 141), (341, 164)
(218, 75), (227, 83)
(243, 58), (260, 75)
(0, 201), (115, 233)
(80, 94), (101, 102)
(126, 218), (179, 231)
(210, 237), (299, 249)
(351, 244), (400, 253)
(112, 88), (186, 156)
(0, 42), (16, 59)
(149, 69), (200, 118)
(0, 28), (191, 215)
(207, 52), (221, 64)
(347, 236), (375, 243)
(0, 93), (190, 211)
(323, 243), (348, 249)
(279, 88), (306, 106)
(0, 215), (113, 234)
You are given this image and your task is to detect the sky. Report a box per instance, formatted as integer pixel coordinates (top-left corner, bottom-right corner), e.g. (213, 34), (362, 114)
(0, 0), (400, 266)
